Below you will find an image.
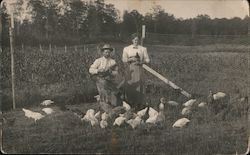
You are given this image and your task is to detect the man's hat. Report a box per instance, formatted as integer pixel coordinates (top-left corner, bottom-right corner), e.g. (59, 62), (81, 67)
(101, 44), (113, 52)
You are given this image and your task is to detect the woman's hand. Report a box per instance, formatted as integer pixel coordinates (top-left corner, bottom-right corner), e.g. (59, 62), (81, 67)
(128, 57), (138, 62)
(134, 61), (143, 66)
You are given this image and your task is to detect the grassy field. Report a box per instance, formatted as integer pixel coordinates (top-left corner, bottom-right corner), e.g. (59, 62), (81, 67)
(1, 43), (249, 154)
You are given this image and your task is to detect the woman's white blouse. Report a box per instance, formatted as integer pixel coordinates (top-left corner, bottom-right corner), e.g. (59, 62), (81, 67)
(122, 45), (150, 63)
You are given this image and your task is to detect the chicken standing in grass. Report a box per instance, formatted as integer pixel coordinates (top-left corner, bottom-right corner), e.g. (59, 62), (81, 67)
(183, 99), (196, 107)
(100, 112), (109, 128)
(126, 116), (143, 129)
(172, 118), (190, 128)
(22, 108), (45, 122)
(213, 92), (226, 100)
(207, 90), (228, 114)
(137, 107), (148, 118)
(42, 108), (54, 114)
(156, 100), (165, 123)
(148, 107), (158, 117)
(198, 102), (207, 108)
(145, 107), (159, 124)
(122, 101), (131, 111)
(40, 100), (54, 106)
(94, 111), (101, 120)
(146, 101), (165, 124)
(113, 116), (126, 126)
(81, 109), (99, 126)
(181, 107), (192, 115)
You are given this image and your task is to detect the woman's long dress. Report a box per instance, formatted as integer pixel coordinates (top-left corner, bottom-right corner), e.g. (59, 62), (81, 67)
(122, 45), (150, 110)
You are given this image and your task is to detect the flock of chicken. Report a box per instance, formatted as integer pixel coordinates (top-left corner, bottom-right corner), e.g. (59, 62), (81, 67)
(22, 100), (55, 122)
(21, 91), (228, 129)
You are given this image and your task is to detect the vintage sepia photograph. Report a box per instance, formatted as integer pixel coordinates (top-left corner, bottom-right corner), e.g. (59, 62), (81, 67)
(1, 0), (249, 154)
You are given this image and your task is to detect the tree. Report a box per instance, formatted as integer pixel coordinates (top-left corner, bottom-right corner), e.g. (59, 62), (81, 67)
(1, 3), (10, 48)
(121, 10), (143, 37)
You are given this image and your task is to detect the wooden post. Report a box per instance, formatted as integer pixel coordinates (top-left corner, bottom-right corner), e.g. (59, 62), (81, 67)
(9, 12), (16, 109)
(49, 44), (51, 52)
(65, 45), (67, 52)
(141, 25), (146, 95)
(39, 44), (42, 51)
(141, 25), (145, 46)
(142, 64), (192, 98)
(74, 45), (77, 51)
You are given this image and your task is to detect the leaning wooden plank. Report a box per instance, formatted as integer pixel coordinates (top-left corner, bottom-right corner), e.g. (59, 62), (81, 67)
(142, 64), (192, 98)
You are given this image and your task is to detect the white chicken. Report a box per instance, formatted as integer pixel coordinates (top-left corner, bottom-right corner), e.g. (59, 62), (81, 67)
(22, 108), (45, 122)
(42, 108), (54, 114)
(122, 101), (131, 111)
(146, 104), (165, 124)
(172, 118), (190, 128)
(100, 112), (109, 128)
(136, 107), (148, 118)
(183, 99), (196, 107)
(146, 114), (158, 124)
(101, 112), (109, 121)
(113, 116), (126, 126)
(181, 107), (192, 115)
(156, 103), (165, 123)
(213, 92), (226, 100)
(148, 107), (158, 117)
(81, 109), (99, 126)
(159, 102), (164, 111)
(94, 111), (101, 120)
(40, 100), (54, 106)
(126, 116), (143, 129)
(100, 120), (108, 128)
(198, 102), (207, 108)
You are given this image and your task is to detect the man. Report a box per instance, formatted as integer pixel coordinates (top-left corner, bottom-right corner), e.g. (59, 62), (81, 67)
(89, 44), (121, 107)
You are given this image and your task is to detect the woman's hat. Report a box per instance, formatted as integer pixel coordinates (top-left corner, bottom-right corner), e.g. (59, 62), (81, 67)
(101, 44), (113, 52)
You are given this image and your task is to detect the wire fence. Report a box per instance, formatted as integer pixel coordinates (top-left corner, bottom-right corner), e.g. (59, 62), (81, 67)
(145, 33), (250, 45)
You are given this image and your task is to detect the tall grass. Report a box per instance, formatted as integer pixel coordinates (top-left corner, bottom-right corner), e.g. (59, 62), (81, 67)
(1, 43), (248, 110)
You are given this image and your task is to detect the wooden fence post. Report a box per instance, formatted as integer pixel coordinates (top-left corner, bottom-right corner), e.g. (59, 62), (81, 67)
(65, 45), (67, 52)
(49, 44), (51, 52)
(74, 45), (77, 51)
(9, 19), (16, 109)
(39, 44), (42, 51)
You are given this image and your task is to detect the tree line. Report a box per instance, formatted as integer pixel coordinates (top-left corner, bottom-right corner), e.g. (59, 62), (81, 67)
(1, 0), (249, 46)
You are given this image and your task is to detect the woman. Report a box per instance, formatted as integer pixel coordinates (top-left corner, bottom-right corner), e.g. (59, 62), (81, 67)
(122, 33), (150, 110)
(89, 44), (121, 107)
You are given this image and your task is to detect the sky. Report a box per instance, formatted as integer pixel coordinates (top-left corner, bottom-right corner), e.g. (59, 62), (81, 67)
(2, 0), (249, 23)
(105, 0), (249, 19)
